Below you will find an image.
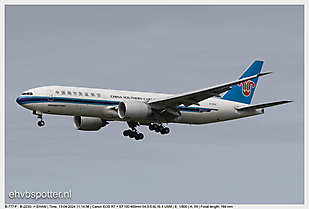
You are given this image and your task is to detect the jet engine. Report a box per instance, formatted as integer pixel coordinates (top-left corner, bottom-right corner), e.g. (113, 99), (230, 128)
(73, 116), (108, 131)
(118, 100), (151, 119)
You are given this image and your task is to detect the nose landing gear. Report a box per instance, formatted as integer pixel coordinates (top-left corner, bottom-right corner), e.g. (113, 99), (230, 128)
(38, 120), (45, 127)
(33, 110), (45, 127)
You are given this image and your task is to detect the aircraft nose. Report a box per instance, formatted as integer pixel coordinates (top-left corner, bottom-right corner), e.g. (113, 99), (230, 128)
(16, 96), (22, 105)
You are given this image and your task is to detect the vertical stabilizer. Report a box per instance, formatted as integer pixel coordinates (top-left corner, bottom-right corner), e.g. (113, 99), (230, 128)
(221, 60), (264, 104)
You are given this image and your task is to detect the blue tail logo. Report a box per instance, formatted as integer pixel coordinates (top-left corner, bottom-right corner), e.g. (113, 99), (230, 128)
(221, 60), (264, 104)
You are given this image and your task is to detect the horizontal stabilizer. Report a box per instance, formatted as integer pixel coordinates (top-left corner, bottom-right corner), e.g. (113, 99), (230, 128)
(258, 71), (273, 76)
(236, 100), (293, 111)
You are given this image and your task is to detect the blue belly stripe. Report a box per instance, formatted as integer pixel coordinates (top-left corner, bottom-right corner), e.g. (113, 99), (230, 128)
(17, 96), (218, 113)
(17, 96), (120, 106)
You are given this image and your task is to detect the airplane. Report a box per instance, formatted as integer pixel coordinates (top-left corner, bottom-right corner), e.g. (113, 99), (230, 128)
(16, 60), (292, 141)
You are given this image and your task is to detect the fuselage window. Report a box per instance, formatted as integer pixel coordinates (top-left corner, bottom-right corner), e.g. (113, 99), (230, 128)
(79, 92), (83, 96)
(61, 91), (66, 95)
(73, 92), (77, 96)
(91, 93), (95, 97)
(68, 91), (72, 96)
(85, 92), (89, 96)
(55, 91), (60, 95)
(97, 93), (101, 97)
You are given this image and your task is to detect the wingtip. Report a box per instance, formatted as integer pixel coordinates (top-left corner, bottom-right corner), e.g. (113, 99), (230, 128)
(278, 100), (293, 105)
(285, 100), (293, 103)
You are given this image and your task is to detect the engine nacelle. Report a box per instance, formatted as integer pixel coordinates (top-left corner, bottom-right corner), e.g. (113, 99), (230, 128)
(73, 116), (108, 131)
(118, 100), (151, 119)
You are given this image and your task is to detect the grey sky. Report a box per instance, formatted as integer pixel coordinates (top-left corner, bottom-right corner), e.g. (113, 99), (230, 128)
(5, 5), (303, 204)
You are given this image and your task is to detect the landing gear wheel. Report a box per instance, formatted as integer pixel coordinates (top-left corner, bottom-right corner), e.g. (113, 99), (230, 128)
(137, 133), (144, 140)
(132, 131), (138, 138)
(134, 133), (144, 140)
(155, 127), (160, 133)
(159, 126), (164, 132)
(149, 124), (155, 131)
(128, 130), (134, 138)
(38, 121), (45, 127)
(164, 127), (170, 134)
(123, 130), (129, 136)
(153, 124), (158, 130)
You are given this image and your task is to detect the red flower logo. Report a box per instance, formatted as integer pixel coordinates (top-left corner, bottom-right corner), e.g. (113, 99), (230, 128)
(238, 80), (255, 97)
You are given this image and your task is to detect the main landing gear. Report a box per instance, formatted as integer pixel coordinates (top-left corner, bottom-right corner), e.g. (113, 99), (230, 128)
(149, 123), (170, 135)
(123, 121), (144, 141)
(123, 122), (171, 140)
(123, 130), (144, 140)
(33, 110), (45, 127)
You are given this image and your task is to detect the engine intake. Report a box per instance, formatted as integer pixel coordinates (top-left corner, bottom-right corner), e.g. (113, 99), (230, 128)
(118, 100), (151, 119)
(73, 116), (108, 131)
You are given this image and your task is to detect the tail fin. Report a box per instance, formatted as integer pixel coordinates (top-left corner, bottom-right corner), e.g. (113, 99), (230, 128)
(221, 60), (264, 104)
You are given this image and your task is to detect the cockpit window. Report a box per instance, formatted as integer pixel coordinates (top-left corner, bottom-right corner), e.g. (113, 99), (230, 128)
(22, 92), (33, 95)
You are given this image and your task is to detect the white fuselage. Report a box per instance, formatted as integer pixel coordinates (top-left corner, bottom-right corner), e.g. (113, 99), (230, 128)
(16, 86), (263, 125)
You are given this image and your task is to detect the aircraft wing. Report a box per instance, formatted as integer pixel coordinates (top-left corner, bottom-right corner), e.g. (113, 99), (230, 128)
(149, 72), (272, 108)
(235, 100), (293, 111)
